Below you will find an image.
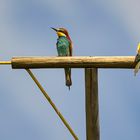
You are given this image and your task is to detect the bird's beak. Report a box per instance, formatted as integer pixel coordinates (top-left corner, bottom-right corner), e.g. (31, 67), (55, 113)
(51, 27), (58, 32)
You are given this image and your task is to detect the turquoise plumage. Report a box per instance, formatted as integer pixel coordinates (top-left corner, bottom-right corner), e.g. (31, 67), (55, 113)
(52, 27), (72, 90)
(57, 36), (70, 56)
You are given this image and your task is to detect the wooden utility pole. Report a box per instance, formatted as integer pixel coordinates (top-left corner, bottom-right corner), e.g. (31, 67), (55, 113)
(0, 56), (136, 140)
(85, 68), (99, 140)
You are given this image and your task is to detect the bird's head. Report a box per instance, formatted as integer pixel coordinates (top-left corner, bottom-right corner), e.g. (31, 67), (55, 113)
(137, 43), (140, 54)
(51, 27), (71, 41)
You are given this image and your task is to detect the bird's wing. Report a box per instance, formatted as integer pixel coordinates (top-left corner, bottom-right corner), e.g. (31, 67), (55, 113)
(134, 61), (140, 76)
(135, 54), (140, 63)
(69, 42), (73, 56)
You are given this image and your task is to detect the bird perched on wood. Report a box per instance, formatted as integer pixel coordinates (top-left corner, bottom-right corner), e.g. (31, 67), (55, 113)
(134, 43), (140, 76)
(51, 27), (72, 90)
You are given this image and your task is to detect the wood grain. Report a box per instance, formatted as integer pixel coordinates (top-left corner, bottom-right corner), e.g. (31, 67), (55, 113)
(11, 56), (135, 69)
(85, 68), (100, 140)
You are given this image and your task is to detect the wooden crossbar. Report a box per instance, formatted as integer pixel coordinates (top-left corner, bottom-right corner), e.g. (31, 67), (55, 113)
(11, 56), (135, 69)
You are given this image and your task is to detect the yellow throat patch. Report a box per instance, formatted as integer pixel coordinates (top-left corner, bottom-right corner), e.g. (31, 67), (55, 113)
(57, 32), (66, 37)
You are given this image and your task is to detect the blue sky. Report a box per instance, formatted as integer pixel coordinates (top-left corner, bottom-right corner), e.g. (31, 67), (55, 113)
(0, 0), (140, 140)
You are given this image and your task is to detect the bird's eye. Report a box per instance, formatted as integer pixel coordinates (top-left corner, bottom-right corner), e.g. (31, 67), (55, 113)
(58, 30), (63, 33)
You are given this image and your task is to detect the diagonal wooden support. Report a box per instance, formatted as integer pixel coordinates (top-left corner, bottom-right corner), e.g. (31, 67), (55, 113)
(85, 68), (100, 140)
(25, 69), (78, 140)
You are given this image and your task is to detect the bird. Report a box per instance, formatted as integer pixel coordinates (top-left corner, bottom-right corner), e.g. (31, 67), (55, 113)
(51, 27), (72, 90)
(134, 43), (140, 76)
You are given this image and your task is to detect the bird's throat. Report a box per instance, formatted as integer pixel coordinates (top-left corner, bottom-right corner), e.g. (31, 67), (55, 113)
(57, 32), (66, 37)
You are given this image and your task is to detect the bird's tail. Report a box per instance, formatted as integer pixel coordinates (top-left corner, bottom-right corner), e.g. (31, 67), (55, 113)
(64, 68), (72, 90)
(134, 61), (140, 76)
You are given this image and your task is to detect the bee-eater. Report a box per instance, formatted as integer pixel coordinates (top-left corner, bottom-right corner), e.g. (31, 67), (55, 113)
(134, 43), (140, 76)
(51, 27), (72, 90)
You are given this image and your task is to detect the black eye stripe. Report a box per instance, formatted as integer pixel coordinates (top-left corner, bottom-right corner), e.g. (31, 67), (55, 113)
(58, 30), (64, 33)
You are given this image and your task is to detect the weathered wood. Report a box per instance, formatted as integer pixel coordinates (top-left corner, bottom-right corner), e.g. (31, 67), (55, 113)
(26, 69), (79, 140)
(11, 56), (135, 69)
(85, 68), (100, 140)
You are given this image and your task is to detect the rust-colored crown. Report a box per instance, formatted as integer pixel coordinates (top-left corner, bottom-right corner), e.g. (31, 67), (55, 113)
(51, 27), (72, 42)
